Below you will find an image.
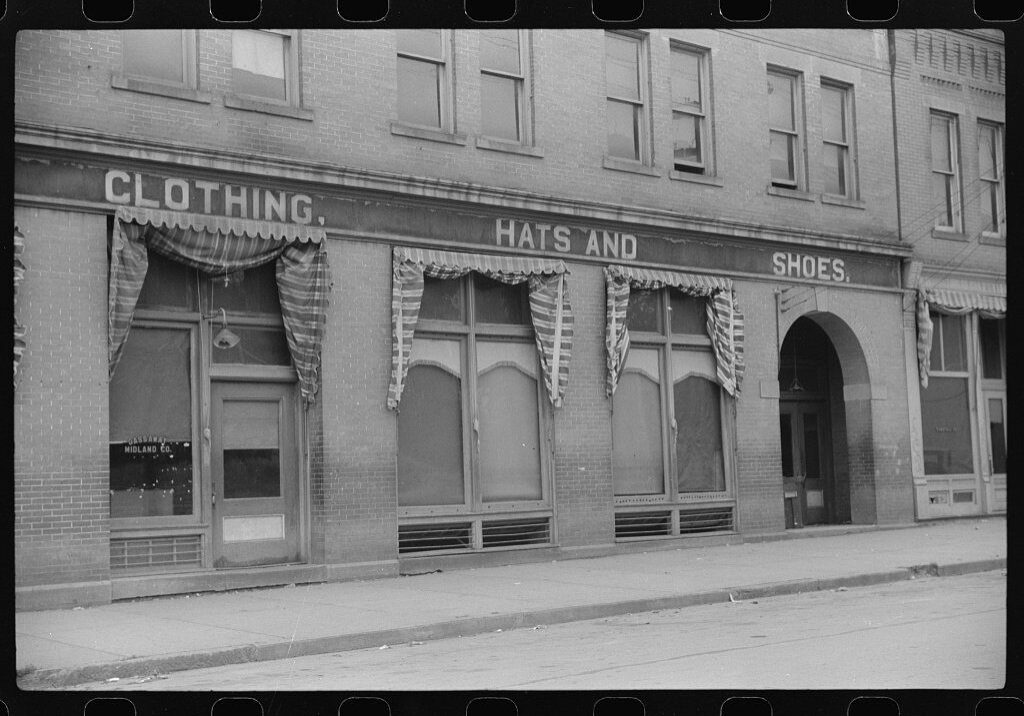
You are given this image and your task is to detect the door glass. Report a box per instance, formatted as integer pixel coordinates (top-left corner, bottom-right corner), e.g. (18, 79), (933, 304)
(989, 398), (1006, 474)
(780, 413), (794, 477)
(980, 319), (1004, 380)
(211, 326), (291, 365)
(223, 400), (281, 499)
(803, 411), (820, 479)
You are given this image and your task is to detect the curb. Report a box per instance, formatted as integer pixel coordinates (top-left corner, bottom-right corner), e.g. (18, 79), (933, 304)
(20, 558), (1006, 690)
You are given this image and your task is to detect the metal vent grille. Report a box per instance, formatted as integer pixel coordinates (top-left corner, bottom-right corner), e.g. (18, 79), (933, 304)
(110, 535), (202, 571)
(616, 511), (672, 539)
(678, 506), (733, 534)
(398, 523), (472, 554)
(481, 517), (551, 548)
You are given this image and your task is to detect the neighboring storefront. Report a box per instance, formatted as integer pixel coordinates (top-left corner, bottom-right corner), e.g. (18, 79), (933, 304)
(14, 150), (915, 607)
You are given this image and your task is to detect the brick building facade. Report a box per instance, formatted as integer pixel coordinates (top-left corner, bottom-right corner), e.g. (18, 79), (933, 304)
(12, 29), (996, 610)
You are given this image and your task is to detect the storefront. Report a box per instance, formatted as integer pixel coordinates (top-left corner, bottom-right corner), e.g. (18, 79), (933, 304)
(14, 149), (916, 607)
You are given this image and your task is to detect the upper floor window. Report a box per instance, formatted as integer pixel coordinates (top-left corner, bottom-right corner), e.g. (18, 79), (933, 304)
(605, 32), (650, 164)
(978, 122), (1005, 238)
(767, 69), (804, 189)
(231, 30), (298, 106)
(123, 30), (197, 89)
(479, 30), (530, 144)
(396, 30), (453, 131)
(930, 111), (963, 232)
(670, 44), (711, 175)
(821, 82), (855, 198)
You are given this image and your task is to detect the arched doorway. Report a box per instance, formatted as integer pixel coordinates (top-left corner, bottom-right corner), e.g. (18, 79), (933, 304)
(778, 315), (857, 527)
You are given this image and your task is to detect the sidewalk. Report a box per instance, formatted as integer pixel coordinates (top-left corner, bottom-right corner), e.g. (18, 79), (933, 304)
(16, 517), (1007, 688)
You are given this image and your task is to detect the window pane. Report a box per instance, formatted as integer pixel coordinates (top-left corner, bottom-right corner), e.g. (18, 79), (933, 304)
(480, 30), (520, 74)
(821, 86), (845, 143)
(770, 131), (795, 183)
(767, 73), (794, 131)
(211, 326), (291, 365)
(397, 56), (441, 128)
(398, 363), (465, 506)
(675, 376), (725, 492)
(672, 112), (702, 166)
(109, 327), (193, 517)
(627, 289), (663, 333)
(978, 125), (997, 179)
(136, 251), (198, 311)
(613, 349), (664, 495)
(780, 414), (794, 477)
(670, 50), (701, 110)
(981, 184), (999, 233)
(823, 144), (847, 196)
(397, 29), (442, 59)
(989, 398), (1006, 474)
(930, 116), (951, 171)
(124, 30), (185, 85)
(607, 100), (640, 160)
(209, 262), (283, 315)
(222, 400), (280, 499)
(669, 292), (706, 335)
(481, 73), (521, 142)
(605, 34), (640, 101)
(420, 276), (464, 322)
(980, 318), (1003, 379)
(921, 376), (974, 475)
(479, 364), (542, 502)
(474, 275), (528, 324)
(941, 314), (967, 372)
(932, 173), (953, 227)
(232, 31), (288, 103)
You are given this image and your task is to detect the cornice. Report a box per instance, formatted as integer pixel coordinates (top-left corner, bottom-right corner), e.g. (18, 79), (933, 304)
(14, 121), (911, 259)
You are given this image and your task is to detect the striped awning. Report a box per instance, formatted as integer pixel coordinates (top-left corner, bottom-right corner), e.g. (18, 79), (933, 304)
(389, 247), (573, 410)
(109, 208), (331, 405)
(605, 265), (745, 397)
(916, 286), (1006, 388)
(116, 206), (326, 244)
(921, 288), (1006, 314)
(14, 226), (26, 385)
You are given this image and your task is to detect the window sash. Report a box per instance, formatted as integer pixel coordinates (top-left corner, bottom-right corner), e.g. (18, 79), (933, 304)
(768, 70), (802, 188)
(397, 31), (452, 131)
(978, 123), (1005, 235)
(930, 113), (962, 230)
(605, 32), (649, 163)
(123, 30), (195, 88)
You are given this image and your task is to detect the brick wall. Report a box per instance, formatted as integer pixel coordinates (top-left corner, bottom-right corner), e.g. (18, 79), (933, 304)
(13, 207), (111, 587)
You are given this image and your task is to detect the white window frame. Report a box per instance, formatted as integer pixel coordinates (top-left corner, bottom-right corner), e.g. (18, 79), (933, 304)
(820, 80), (856, 199)
(977, 121), (1005, 239)
(395, 30), (455, 133)
(604, 31), (652, 166)
(122, 30), (198, 90)
(669, 42), (712, 175)
(478, 30), (531, 145)
(930, 111), (964, 232)
(230, 29), (301, 108)
(767, 68), (805, 190)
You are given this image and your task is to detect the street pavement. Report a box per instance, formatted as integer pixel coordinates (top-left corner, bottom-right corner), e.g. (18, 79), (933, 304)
(15, 516), (1007, 689)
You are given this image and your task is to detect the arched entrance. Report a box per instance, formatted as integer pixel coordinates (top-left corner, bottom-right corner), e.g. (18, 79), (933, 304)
(778, 313), (874, 527)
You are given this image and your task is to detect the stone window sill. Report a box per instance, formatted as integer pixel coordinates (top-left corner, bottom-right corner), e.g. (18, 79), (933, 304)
(931, 227), (969, 241)
(475, 136), (545, 158)
(767, 185), (817, 202)
(390, 122), (467, 146)
(603, 155), (660, 177)
(111, 75), (212, 104)
(821, 194), (866, 209)
(224, 94), (314, 121)
(979, 232), (1006, 246)
(670, 170), (724, 187)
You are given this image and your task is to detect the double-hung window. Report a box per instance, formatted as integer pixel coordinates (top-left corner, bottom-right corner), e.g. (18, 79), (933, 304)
(767, 69), (804, 189)
(612, 289), (733, 535)
(231, 30), (299, 106)
(978, 122), (1005, 238)
(920, 312), (973, 477)
(670, 44), (711, 175)
(821, 82), (854, 197)
(122, 30), (197, 89)
(605, 31), (650, 163)
(479, 30), (529, 143)
(396, 30), (453, 131)
(930, 111), (963, 232)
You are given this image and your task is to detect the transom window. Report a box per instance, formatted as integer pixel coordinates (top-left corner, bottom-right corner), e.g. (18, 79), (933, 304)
(670, 44), (711, 175)
(613, 290), (729, 499)
(231, 30), (298, 106)
(479, 30), (529, 143)
(396, 30), (453, 131)
(930, 112), (963, 231)
(821, 82), (854, 197)
(123, 30), (197, 89)
(605, 31), (650, 163)
(978, 122), (1005, 237)
(921, 312), (973, 476)
(767, 69), (804, 189)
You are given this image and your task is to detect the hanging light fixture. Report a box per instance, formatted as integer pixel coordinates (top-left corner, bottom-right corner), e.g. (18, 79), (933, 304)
(212, 308), (240, 350)
(788, 336), (804, 392)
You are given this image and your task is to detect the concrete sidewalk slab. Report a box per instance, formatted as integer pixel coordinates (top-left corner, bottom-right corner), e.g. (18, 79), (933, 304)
(15, 517), (1007, 688)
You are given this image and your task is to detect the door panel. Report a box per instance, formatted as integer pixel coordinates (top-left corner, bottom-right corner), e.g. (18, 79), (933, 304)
(211, 382), (300, 568)
(780, 401), (832, 526)
(984, 392), (1007, 511)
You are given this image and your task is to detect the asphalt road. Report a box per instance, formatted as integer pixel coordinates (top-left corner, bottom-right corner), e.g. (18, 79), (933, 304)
(75, 570), (1006, 691)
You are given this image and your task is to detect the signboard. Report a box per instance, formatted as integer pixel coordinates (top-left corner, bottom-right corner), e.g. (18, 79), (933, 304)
(15, 156), (901, 288)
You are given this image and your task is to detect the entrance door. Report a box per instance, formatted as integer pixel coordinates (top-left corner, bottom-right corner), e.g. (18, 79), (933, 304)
(983, 392), (1007, 511)
(780, 401), (832, 526)
(211, 381), (301, 568)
